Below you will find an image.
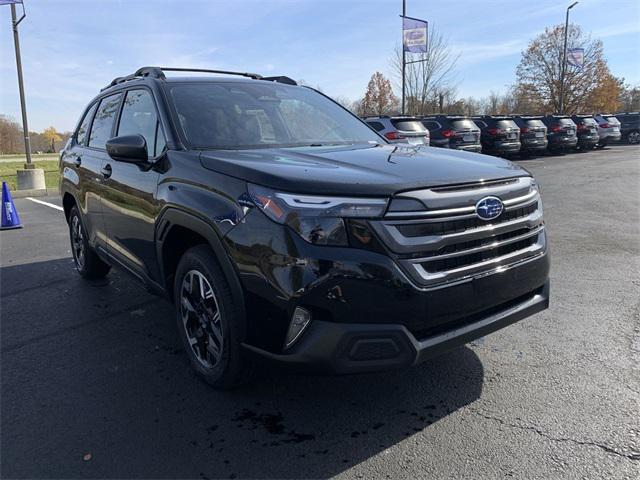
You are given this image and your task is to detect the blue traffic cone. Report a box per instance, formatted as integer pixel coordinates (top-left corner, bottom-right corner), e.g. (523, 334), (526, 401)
(1, 181), (22, 230)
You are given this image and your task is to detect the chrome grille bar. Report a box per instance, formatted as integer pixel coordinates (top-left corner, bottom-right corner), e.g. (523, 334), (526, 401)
(369, 176), (547, 288)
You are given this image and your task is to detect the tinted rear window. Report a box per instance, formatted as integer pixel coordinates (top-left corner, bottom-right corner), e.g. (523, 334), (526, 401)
(524, 119), (544, 128)
(496, 120), (518, 129)
(606, 117), (620, 125)
(579, 118), (597, 126)
(390, 120), (427, 132)
(559, 118), (576, 127)
(451, 119), (478, 130)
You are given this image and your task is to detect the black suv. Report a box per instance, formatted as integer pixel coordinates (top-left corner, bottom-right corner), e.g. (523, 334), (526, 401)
(541, 116), (578, 153)
(616, 112), (640, 144)
(420, 115), (481, 153)
(60, 67), (549, 388)
(471, 116), (521, 156)
(512, 116), (548, 155)
(570, 115), (600, 150)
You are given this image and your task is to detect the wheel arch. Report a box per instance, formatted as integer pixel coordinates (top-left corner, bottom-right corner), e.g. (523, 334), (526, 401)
(156, 208), (246, 319)
(62, 191), (78, 222)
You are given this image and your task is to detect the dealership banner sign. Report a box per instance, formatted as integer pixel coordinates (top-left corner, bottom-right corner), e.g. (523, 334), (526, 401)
(402, 16), (428, 53)
(567, 48), (585, 70)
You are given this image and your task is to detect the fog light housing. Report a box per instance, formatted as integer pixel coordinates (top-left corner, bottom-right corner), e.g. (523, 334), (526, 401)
(285, 307), (312, 349)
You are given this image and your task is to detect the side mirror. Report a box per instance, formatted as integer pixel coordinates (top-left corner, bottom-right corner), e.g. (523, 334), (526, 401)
(106, 135), (148, 163)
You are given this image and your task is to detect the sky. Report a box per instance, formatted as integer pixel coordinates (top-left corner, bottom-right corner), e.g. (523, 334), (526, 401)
(1, 0), (639, 132)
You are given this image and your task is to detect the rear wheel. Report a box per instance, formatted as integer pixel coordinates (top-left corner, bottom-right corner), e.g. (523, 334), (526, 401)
(174, 245), (251, 389)
(68, 206), (110, 279)
(627, 131), (640, 145)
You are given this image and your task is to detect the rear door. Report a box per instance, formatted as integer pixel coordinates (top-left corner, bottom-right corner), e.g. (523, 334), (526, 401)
(61, 101), (105, 246)
(100, 88), (166, 283)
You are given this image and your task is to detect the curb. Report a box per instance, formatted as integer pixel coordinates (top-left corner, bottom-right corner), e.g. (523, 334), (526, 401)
(11, 187), (59, 199)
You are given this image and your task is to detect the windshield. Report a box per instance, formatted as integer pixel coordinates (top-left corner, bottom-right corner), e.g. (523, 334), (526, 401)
(168, 82), (381, 149)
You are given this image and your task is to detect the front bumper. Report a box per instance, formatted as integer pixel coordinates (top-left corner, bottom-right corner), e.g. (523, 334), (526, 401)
(244, 280), (550, 374)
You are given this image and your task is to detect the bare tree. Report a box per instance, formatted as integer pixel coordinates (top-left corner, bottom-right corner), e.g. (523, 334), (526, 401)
(391, 26), (459, 116)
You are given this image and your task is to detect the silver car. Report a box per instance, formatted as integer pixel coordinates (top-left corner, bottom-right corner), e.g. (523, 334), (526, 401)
(594, 114), (622, 148)
(364, 116), (430, 145)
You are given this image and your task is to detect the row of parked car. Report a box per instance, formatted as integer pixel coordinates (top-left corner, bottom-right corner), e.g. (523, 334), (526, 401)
(363, 112), (639, 157)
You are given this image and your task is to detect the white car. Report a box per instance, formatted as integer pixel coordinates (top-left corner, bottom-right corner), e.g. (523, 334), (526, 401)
(364, 116), (430, 146)
(594, 114), (622, 148)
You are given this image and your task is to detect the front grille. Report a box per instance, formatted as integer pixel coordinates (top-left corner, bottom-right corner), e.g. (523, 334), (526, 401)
(369, 176), (546, 288)
(419, 234), (540, 273)
(396, 202), (537, 237)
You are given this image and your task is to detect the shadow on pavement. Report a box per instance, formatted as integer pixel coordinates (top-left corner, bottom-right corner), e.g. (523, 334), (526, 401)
(1, 258), (485, 479)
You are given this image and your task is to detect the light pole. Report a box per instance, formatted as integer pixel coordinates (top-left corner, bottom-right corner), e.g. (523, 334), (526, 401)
(401, 0), (406, 115)
(559, 1), (578, 114)
(10, 2), (32, 166)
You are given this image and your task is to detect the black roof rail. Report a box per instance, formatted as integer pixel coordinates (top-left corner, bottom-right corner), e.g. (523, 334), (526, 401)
(262, 75), (297, 85)
(102, 66), (297, 91)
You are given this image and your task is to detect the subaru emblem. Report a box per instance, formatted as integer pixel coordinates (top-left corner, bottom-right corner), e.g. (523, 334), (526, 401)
(475, 196), (504, 221)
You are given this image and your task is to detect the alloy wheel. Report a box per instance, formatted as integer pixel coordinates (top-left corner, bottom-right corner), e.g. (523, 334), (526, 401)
(71, 215), (85, 270)
(180, 270), (223, 368)
(628, 131), (640, 145)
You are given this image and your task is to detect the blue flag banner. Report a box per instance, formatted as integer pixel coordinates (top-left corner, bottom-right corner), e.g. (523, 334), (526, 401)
(0, 0), (23, 5)
(403, 16), (428, 53)
(567, 48), (585, 70)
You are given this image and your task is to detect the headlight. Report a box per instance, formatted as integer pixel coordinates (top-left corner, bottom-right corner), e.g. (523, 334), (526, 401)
(248, 184), (388, 246)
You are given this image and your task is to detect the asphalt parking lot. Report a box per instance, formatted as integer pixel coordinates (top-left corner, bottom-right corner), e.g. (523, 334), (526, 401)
(1, 145), (639, 479)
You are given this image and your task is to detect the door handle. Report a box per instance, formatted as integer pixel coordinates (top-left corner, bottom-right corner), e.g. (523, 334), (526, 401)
(101, 164), (112, 179)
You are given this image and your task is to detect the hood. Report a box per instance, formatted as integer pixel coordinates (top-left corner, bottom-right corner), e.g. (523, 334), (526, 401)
(199, 144), (529, 196)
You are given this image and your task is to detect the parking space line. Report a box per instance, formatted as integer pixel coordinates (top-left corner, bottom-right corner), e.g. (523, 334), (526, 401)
(25, 197), (64, 211)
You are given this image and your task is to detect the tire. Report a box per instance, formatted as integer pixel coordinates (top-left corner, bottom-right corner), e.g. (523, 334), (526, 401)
(174, 245), (251, 389)
(68, 206), (110, 279)
(627, 130), (640, 145)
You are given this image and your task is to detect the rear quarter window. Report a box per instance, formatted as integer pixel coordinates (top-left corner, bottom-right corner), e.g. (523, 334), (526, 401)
(75, 102), (98, 146)
(366, 121), (385, 132)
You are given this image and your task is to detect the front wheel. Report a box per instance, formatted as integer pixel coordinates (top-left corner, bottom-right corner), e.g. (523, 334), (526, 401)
(174, 245), (251, 389)
(68, 206), (110, 279)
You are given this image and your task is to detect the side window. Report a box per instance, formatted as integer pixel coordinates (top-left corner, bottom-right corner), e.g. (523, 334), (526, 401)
(117, 90), (161, 157)
(88, 93), (122, 149)
(367, 121), (385, 132)
(154, 122), (167, 157)
(76, 103), (98, 146)
(475, 120), (487, 128)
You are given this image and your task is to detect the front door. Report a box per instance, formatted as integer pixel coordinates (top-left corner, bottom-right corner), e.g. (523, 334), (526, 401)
(100, 88), (166, 283)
